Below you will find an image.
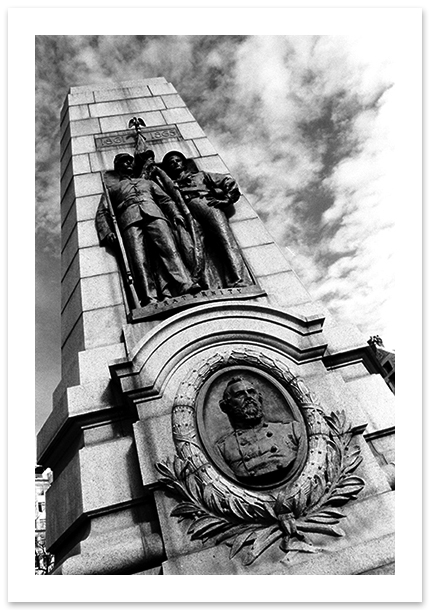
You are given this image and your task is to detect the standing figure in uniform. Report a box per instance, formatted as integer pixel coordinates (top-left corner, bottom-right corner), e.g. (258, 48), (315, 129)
(96, 153), (200, 306)
(162, 151), (251, 290)
(217, 376), (302, 484)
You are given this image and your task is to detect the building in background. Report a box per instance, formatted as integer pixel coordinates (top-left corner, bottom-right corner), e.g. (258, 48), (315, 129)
(35, 466), (53, 575)
(368, 336), (395, 393)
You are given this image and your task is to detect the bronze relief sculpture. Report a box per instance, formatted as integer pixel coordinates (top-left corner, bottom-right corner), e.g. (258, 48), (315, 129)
(162, 151), (252, 290)
(95, 152), (200, 307)
(95, 118), (255, 314)
(216, 377), (303, 485)
(156, 349), (366, 565)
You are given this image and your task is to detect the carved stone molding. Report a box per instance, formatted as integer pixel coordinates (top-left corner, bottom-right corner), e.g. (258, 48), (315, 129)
(109, 302), (328, 403)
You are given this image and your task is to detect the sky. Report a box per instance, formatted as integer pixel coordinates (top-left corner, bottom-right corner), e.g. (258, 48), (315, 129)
(35, 33), (401, 433)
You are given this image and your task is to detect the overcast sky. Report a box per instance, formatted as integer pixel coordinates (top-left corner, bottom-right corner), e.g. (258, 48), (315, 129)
(36, 34), (400, 433)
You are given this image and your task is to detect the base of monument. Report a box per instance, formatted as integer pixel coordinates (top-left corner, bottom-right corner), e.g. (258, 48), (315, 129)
(130, 284), (267, 322)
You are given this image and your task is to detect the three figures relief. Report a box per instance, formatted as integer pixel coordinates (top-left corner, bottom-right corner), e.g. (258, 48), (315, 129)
(95, 120), (251, 308)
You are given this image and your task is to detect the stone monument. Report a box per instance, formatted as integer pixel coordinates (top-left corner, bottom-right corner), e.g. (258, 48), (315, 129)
(36, 77), (395, 575)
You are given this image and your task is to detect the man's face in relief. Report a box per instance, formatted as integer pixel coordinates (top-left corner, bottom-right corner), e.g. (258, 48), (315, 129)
(165, 154), (185, 177)
(224, 380), (264, 425)
(117, 156), (134, 176)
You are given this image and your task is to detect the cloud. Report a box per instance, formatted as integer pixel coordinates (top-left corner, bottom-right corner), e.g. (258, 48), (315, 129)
(208, 35), (397, 346)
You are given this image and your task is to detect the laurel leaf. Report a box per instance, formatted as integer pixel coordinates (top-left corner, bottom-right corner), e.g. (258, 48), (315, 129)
(229, 528), (255, 559)
(229, 496), (254, 521)
(171, 502), (200, 518)
(315, 509), (346, 520)
(188, 516), (224, 538)
(281, 516), (299, 537)
(326, 453), (340, 485)
(303, 514), (339, 525)
(209, 490), (226, 516)
(308, 474), (324, 507)
(155, 461), (174, 479)
(214, 524), (249, 545)
(326, 494), (354, 506)
(334, 484), (364, 497)
(292, 489), (307, 518)
(244, 526), (282, 565)
(339, 475), (365, 487)
(160, 477), (186, 496)
(338, 410), (347, 431)
(343, 455), (363, 475)
(324, 525), (345, 537)
(173, 456), (185, 480)
(264, 503), (278, 520)
(274, 489), (289, 515)
(186, 474), (203, 502)
(191, 519), (228, 541)
(202, 483), (215, 506)
(249, 502), (276, 521)
(298, 522), (345, 537)
(326, 412), (341, 435)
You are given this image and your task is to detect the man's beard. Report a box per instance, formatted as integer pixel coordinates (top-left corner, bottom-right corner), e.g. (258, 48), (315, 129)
(231, 398), (263, 426)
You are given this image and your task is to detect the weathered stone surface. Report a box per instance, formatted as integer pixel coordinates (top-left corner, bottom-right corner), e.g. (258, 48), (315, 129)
(259, 273), (314, 308)
(195, 155), (229, 173)
(73, 172), (103, 198)
(345, 375), (395, 433)
(61, 255), (81, 308)
(67, 89), (96, 106)
(54, 528), (163, 575)
(94, 85), (151, 103)
(99, 111), (166, 132)
(80, 437), (145, 513)
(70, 134), (97, 156)
(78, 245), (118, 278)
(229, 217), (273, 249)
(148, 81), (176, 96)
(82, 305), (127, 348)
(162, 491), (394, 574)
(89, 96), (165, 118)
(177, 121), (205, 140)
(62, 220), (99, 268)
(80, 272), (123, 311)
(61, 281), (83, 343)
(62, 273), (124, 336)
(60, 317), (85, 370)
(161, 94), (186, 109)
(161, 107), (194, 124)
(133, 415), (176, 487)
(68, 104), (91, 122)
(228, 196), (259, 222)
(323, 322), (369, 355)
(45, 453), (83, 548)
(193, 137), (217, 157)
(69, 77), (167, 95)
(69, 117), (101, 139)
(243, 244), (294, 277)
(359, 561), (395, 575)
(61, 227), (79, 279)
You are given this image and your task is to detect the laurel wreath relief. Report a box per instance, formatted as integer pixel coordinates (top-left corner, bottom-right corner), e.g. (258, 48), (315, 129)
(155, 350), (366, 565)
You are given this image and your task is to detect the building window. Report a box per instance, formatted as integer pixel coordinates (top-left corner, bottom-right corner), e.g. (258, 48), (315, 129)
(38, 502), (45, 512)
(383, 361), (393, 373)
